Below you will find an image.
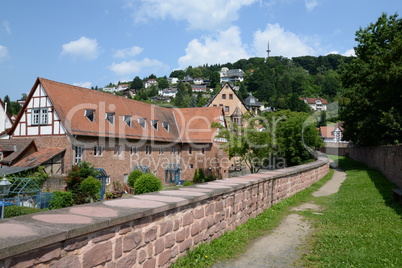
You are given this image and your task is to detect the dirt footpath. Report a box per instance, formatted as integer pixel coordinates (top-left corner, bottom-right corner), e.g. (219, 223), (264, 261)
(213, 160), (345, 268)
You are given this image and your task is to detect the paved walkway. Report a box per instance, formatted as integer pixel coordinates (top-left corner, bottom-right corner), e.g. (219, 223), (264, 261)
(213, 160), (346, 268)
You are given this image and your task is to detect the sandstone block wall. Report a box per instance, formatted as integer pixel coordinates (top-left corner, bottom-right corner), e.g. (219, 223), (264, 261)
(0, 156), (329, 268)
(340, 144), (402, 189)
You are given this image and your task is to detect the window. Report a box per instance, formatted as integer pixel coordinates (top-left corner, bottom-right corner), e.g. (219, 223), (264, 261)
(146, 146), (152, 154)
(159, 147), (164, 155)
(188, 147), (192, 154)
(162, 122), (169, 132)
(114, 145), (122, 156)
(138, 118), (146, 129)
(106, 113), (115, 125)
(124, 115), (132, 127)
(99, 146), (103, 156)
(151, 120), (158, 130)
(31, 108), (48, 125)
(222, 94), (226, 99)
(75, 146), (83, 164)
(225, 106), (229, 113)
(219, 104), (223, 107)
(189, 164), (194, 169)
(85, 109), (95, 122)
(130, 146), (138, 155)
(213, 104), (217, 107)
(32, 109), (40, 125)
(201, 148), (205, 155)
(94, 146), (98, 156)
(229, 94), (233, 100)
(41, 109), (48, 124)
(170, 146), (176, 155)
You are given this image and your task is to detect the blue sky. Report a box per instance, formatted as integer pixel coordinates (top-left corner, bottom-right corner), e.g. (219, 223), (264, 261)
(0, 0), (400, 100)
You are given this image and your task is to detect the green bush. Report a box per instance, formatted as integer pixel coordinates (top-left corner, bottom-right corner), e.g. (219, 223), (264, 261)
(80, 176), (102, 203)
(49, 191), (74, 209)
(4, 206), (47, 218)
(134, 174), (163, 195)
(183, 181), (194, 186)
(128, 170), (143, 188)
(193, 168), (206, 183)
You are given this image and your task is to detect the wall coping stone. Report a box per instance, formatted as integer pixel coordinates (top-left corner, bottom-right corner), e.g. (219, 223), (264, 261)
(0, 155), (329, 260)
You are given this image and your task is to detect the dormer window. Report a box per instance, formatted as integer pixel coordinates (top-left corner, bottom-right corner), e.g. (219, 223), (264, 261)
(151, 120), (158, 130)
(123, 115), (132, 127)
(162, 122), (169, 132)
(138, 118), (146, 129)
(85, 109), (95, 122)
(106, 112), (115, 125)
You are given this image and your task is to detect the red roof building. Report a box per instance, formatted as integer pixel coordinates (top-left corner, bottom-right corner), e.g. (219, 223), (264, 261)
(8, 78), (229, 185)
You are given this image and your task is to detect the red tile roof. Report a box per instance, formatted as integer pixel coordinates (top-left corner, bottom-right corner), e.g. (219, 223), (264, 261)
(13, 78), (224, 144)
(0, 139), (36, 165)
(13, 147), (65, 168)
(319, 123), (344, 138)
(300, 97), (328, 104)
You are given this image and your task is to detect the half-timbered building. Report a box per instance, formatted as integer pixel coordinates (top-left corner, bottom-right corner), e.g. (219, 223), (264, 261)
(7, 78), (229, 186)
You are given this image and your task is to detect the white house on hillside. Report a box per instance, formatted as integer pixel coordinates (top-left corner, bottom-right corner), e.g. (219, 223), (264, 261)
(300, 97), (328, 111)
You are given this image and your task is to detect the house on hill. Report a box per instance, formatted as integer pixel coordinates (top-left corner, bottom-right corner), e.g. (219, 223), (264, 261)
(319, 123), (346, 143)
(7, 78), (230, 186)
(244, 94), (264, 115)
(207, 83), (249, 126)
(300, 97), (328, 111)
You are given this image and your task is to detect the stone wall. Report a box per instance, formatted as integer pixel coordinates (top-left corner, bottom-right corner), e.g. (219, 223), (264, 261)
(0, 156), (329, 268)
(338, 144), (402, 189)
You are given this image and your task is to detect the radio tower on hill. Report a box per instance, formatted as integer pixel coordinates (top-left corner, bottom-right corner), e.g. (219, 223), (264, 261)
(266, 41), (271, 62)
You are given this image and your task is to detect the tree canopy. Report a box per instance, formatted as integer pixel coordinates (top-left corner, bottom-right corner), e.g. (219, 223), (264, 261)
(341, 13), (402, 146)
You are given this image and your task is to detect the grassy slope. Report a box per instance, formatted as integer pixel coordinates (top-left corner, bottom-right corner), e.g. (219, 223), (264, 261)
(304, 156), (402, 267)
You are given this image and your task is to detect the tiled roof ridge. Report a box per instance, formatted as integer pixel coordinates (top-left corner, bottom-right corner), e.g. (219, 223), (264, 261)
(38, 77), (173, 113)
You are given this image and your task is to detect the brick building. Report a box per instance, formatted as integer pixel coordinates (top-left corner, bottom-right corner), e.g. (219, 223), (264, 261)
(7, 78), (230, 186)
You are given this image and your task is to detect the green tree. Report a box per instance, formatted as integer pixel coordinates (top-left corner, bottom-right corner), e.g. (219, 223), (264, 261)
(130, 76), (143, 90)
(209, 71), (220, 88)
(286, 93), (311, 113)
(317, 111), (327, 127)
(158, 77), (169, 89)
(341, 13), (402, 146)
(268, 110), (323, 166)
(213, 114), (274, 173)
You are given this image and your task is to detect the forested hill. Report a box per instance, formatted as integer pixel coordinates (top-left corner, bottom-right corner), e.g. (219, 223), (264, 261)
(170, 54), (353, 108)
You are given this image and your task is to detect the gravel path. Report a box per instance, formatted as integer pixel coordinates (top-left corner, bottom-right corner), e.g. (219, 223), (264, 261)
(213, 160), (345, 268)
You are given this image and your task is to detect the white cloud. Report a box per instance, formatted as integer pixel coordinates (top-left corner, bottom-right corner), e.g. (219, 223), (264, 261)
(0, 45), (9, 61)
(253, 23), (317, 58)
(114, 46), (143, 58)
(305, 0), (319, 12)
(2, 21), (11, 34)
(109, 58), (169, 76)
(178, 26), (249, 69)
(61, 37), (100, 60)
(343, 48), (356, 57)
(129, 0), (257, 30)
(73, 81), (92, 88)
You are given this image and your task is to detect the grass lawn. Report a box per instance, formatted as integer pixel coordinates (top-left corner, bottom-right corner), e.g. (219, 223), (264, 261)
(302, 156), (402, 267)
(171, 167), (335, 268)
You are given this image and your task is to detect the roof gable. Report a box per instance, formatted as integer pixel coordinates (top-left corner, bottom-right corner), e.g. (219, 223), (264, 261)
(206, 83), (248, 112)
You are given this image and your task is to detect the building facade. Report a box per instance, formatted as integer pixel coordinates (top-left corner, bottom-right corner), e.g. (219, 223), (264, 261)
(8, 78), (230, 187)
